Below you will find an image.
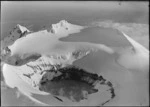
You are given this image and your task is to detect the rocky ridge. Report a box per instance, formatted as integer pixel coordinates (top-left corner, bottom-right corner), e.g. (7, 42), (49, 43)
(1, 20), (116, 106)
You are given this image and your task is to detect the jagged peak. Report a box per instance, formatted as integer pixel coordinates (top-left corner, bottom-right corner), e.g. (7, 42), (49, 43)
(44, 20), (84, 35)
(16, 24), (30, 33)
(52, 20), (69, 29)
(59, 20), (69, 26)
(50, 20), (81, 34)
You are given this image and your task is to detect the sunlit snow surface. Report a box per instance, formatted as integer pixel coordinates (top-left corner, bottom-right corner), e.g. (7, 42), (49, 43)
(1, 20), (149, 106)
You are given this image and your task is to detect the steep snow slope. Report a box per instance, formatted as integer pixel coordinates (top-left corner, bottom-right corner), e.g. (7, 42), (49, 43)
(1, 24), (31, 50)
(50, 20), (85, 36)
(1, 24), (31, 65)
(117, 31), (149, 71)
(2, 20), (113, 67)
(1, 20), (149, 106)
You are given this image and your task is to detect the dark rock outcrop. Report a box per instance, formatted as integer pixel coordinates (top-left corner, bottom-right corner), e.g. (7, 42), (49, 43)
(39, 65), (115, 102)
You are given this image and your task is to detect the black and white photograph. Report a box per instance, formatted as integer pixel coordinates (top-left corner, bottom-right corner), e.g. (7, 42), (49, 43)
(1, 1), (149, 106)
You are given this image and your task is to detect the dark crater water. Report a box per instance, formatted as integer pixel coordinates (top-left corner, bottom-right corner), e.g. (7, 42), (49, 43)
(39, 65), (115, 102)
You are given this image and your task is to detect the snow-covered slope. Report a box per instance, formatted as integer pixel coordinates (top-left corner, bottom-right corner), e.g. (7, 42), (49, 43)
(117, 31), (149, 71)
(1, 24), (31, 67)
(1, 24), (31, 50)
(50, 20), (84, 36)
(1, 20), (149, 106)
(17, 24), (30, 33)
(2, 20), (113, 67)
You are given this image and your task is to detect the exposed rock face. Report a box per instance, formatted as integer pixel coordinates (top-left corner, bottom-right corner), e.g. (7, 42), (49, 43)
(39, 65), (115, 103)
(1, 24), (31, 50)
(1, 21), (116, 106)
(1, 25), (31, 66)
(5, 48), (92, 90)
(2, 20), (148, 106)
(5, 52), (115, 104)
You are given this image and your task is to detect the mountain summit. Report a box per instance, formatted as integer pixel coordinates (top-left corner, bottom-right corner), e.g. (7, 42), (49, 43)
(1, 24), (31, 50)
(50, 20), (84, 36)
(16, 24), (30, 33)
